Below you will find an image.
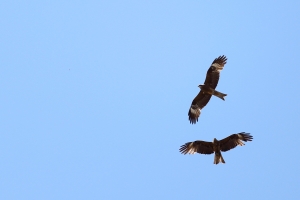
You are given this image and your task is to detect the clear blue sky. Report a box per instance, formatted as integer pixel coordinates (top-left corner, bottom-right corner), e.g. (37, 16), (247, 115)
(1, 1), (300, 199)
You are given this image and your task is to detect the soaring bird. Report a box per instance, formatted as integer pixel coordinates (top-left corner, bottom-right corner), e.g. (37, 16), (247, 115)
(188, 55), (227, 124)
(179, 132), (253, 164)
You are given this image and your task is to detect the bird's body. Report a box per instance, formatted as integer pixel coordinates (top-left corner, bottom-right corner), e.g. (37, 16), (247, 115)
(212, 138), (225, 164)
(199, 85), (227, 100)
(179, 132), (253, 164)
(188, 55), (227, 124)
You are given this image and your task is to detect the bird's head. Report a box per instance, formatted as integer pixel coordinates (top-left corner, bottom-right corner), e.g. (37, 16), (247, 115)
(198, 84), (204, 89)
(213, 138), (218, 143)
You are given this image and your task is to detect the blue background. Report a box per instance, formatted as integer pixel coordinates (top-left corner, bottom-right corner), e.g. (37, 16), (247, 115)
(1, 1), (299, 199)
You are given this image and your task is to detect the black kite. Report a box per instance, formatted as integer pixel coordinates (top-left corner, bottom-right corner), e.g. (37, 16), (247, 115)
(179, 132), (253, 164)
(188, 55), (227, 124)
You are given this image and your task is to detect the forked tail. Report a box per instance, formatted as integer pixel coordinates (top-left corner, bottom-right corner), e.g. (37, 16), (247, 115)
(214, 152), (225, 164)
(213, 90), (227, 101)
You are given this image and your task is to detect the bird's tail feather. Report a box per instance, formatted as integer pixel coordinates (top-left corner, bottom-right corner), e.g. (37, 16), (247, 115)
(214, 152), (225, 165)
(213, 90), (227, 101)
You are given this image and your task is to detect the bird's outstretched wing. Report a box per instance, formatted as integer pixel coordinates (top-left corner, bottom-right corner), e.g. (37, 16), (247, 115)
(188, 91), (212, 124)
(179, 140), (214, 155)
(219, 132), (253, 152)
(204, 55), (227, 89)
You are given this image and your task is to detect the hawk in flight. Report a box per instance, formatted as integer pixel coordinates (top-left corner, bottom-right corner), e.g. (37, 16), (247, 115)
(188, 55), (227, 124)
(179, 132), (253, 164)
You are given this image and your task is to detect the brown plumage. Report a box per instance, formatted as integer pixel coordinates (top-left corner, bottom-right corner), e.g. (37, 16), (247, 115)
(179, 132), (253, 164)
(188, 55), (227, 124)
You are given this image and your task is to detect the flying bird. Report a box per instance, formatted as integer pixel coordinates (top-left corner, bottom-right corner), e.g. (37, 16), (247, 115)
(179, 132), (253, 164)
(188, 55), (227, 124)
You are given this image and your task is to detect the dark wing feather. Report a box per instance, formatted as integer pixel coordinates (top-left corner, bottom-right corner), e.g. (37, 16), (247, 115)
(188, 91), (212, 124)
(204, 55), (227, 89)
(219, 132), (253, 152)
(179, 140), (214, 155)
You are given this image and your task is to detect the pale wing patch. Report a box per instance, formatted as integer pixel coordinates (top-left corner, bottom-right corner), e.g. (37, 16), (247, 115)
(237, 134), (246, 146)
(211, 63), (221, 68)
(237, 140), (245, 146)
(190, 107), (200, 115)
(185, 143), (197, 154)
(211, 63), (224, 72)
(187, 148), (196, 154)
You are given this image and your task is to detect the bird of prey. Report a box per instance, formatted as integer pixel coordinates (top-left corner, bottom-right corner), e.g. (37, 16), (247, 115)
(188, 55), (227, 124)
(179, 132), (253, 164)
